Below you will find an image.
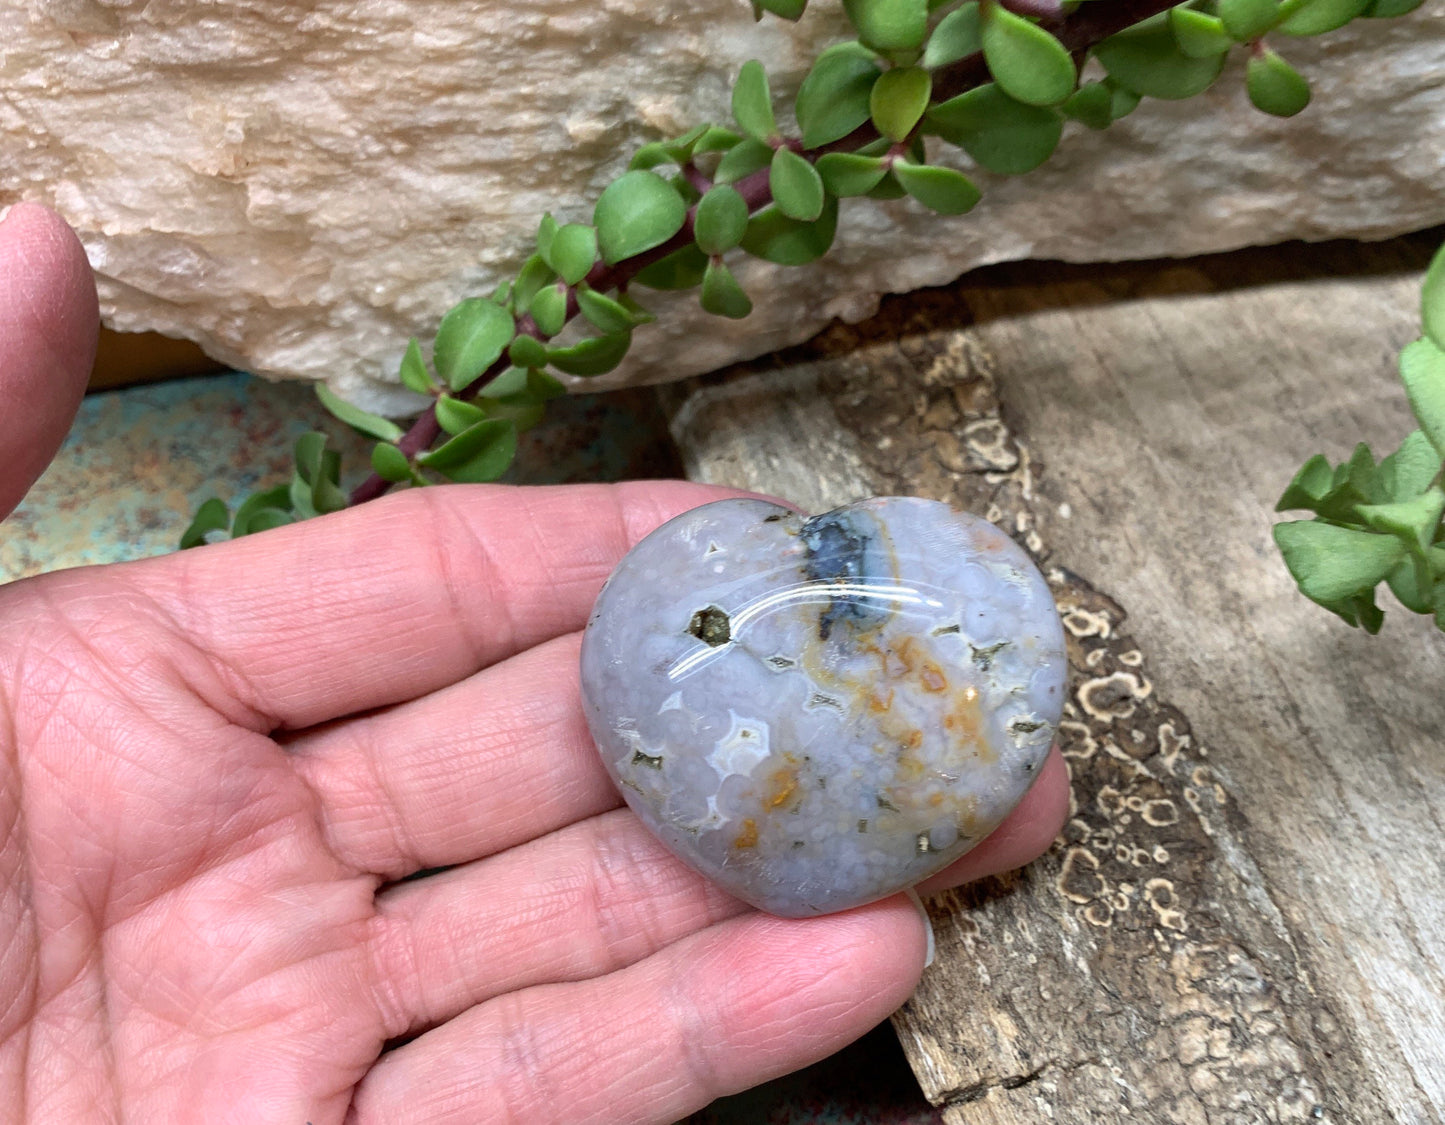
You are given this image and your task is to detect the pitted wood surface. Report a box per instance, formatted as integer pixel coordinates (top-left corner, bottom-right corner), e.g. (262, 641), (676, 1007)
(659, 235), (1444, 1124)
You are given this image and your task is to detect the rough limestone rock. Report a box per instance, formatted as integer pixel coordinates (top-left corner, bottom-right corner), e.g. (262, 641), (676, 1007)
(2, 2), (1443, 410)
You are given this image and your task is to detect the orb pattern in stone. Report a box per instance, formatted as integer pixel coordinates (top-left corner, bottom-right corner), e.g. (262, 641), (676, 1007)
(579, 497), (1067, 917)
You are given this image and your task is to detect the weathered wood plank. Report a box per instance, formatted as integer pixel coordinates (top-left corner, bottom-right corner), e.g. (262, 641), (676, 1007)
(658, 235), (1444, 1124)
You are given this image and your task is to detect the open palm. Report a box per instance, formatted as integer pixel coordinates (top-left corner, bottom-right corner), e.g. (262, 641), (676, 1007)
(0, 203), (1069, 1124)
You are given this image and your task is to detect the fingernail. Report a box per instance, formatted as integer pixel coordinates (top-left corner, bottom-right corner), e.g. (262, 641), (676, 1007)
(905, 886), (935, 969)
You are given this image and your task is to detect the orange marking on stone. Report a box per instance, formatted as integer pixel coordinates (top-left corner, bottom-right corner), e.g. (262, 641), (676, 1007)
(897, 755), (925, 783)
(920, 660), (947, 693)
(764, 765), (799, 810)
(733, 818), (759, 849)
(943, 687), (998, 764)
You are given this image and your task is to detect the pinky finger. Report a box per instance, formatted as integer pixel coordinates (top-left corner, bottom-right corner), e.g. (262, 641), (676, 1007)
(346, 895), (927, 1125)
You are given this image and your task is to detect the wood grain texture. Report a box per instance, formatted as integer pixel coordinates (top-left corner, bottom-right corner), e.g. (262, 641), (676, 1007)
(657, 234), (1444, 1124)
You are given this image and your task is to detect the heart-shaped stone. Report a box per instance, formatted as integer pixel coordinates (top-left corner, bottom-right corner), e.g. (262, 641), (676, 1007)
(579, 497), (1066, 917)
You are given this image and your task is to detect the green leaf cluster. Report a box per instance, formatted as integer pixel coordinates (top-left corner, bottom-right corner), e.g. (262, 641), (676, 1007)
(183, 0), (1426, 548)
(180, 429), (352, 547)
(1275, 244), (1445, 632)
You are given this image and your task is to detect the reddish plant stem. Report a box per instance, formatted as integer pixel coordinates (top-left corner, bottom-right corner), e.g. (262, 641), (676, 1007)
(999, 0), (1064, 20)
(681, 162), (714, 195)
(348, 0), (1178, 506)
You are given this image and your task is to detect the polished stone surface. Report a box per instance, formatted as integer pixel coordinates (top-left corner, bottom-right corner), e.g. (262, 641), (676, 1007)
(580, 496), (1066, 917)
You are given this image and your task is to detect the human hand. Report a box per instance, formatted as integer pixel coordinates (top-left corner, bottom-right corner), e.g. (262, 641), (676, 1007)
(0, 205), (1069, 1123)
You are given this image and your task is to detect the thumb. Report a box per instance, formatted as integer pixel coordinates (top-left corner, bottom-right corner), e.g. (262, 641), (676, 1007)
(0, 202), (98, 522)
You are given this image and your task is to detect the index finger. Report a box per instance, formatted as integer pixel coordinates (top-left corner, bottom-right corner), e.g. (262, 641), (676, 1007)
(0, 203), (97, 521)
(134, 480), (757, 730)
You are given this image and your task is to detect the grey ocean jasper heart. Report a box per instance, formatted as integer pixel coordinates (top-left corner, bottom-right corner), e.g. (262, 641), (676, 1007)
(579, 497), (1067, 917)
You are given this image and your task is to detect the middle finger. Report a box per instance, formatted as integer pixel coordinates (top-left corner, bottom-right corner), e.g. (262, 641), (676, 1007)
(290, 631), (607, 879)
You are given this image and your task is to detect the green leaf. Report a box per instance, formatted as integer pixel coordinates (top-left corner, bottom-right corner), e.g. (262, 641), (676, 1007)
(1385, 556), (1434, 614)
(1095, 15), (1227, 100)
(617, 293), (656, 324)
(477, 365), (530, 398)
(1278, 0), (1370, 34)
(1400, 337), (1445, 457)
(892, 160), (982, 215)
(399, 338), (435, 396)
(371, 442), (414, 484)
(1422, 240), (1445, 352)
(418, 418), (518, 484)
(714, 138), (775, 185)
(769, 148), (826, 222)
(488, 368), (566, 405)
(180, 497), (230, 549)
(434, 298), (515, 392)
(694, 186), (751, 256)
(1364, 0), (1424, 15)
(927, 83), (1062, 174)
(308, 451), (348, 515)
(536, 213), (559, 259)
(843, 0), (929, 52)
(1276, 453), (1335, 511)
(1247, 49), (1311, 117)
(980, 2), (1076, 108)
(732, 60), (778, 143)
(753, 0), (809, 20)
(740, 196), (840, 265)
(293, 430), (328, 486)
(1218, 0), (1280, 40)
(1335, 588), (1386, 633)
(593, 170), (689, 266)
(1375, 430), (1442, 502)
(1358, 487), (1445, 554)
(870, 66), (932, 142)
(1277, 442), (1378, 523)
(1274, 520), (1405, 602)
(694, 126), (744, 155)
(289, 472), (318, 521)
(544, 224), (598, 286)
(629, 142), (673, 171)
(866, 170), (908, 199)
(816, 152), (890, 197)
(924, 2), (981, 68)
(436, 394), (488, 435)
(576, 285), (648, 333)
(1108, 80), (1143, 119)
(529, 284), (568, 338)
(315, 383), (405, 442)
(291, 432), (345, 516)
(1061, 82), (1113, 130)
(701, 258), (753, 319)
(662, 123), (711, 165)
(512, 254), (556, 310)
(632, 244), (710, 290)
(547, 332), (632, 377)
(1340, 441), (1378, 499)
(239, 508), (294, 537)
(1169, 8), (1234, 56)
(231, 485), (294, 538)
(796, 42), (883, 149)
(508, 334), (549, 370)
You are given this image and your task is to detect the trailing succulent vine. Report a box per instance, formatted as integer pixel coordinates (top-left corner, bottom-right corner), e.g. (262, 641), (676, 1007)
(180, 0), (1441, 633)
(1274, 241), (1445, 635)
